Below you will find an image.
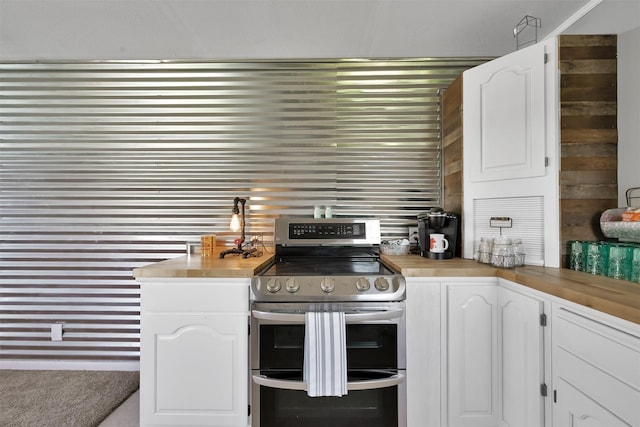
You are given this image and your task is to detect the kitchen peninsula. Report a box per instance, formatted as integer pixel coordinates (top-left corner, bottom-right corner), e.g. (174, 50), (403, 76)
(135, 250), (640, 426)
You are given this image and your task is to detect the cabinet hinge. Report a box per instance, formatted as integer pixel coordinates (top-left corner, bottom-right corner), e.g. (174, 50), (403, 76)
(544, 53), (549, 64)
(540, 383), (548, 397)
(248, 404), (251, 416)
(540, 313), (547, 326)
(248, 324), (251, 336)
(545, 157), (550, 167)
(554, 390), (558, 403)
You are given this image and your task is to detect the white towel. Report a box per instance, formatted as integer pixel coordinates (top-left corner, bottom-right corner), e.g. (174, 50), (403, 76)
(303, 311), (348, 397)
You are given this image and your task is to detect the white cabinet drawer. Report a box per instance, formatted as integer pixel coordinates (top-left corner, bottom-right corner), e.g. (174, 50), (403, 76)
(553, 306), (640, 426)
(554, 307), (640, 390)
(140, 279), (249, 313)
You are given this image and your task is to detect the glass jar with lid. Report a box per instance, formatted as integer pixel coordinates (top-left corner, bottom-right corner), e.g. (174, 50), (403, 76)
(491, 236), (515, 269)
(512, 238), (525, 267)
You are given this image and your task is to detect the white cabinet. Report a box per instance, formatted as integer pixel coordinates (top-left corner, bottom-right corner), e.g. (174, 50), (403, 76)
(405, 278), (443, 427)
(410, 276), (640, 427)
(552, 304), (640, 427)
(498, 284), (545, 427)
(442, 279), (547, 427)
(464, 42), (546, 183)
(446, 282), (499, 427)
(461, 38), (560, 267)
(138, 279), (249, 427)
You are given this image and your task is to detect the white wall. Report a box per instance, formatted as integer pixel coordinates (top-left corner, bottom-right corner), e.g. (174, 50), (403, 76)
(0, 0), (590, 60)
(617, 26), (640, 206)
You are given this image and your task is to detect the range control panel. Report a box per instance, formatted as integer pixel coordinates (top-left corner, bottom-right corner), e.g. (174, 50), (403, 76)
(274, 217), (381, 246)
(290, 223), (366, 239)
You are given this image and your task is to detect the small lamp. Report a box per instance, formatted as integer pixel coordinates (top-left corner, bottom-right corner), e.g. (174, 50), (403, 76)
(219, 197), (257, 259)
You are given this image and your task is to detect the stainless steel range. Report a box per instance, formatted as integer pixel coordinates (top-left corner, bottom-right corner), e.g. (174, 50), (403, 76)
(250, 217), (407, 427)
(251, 217), (405, 302)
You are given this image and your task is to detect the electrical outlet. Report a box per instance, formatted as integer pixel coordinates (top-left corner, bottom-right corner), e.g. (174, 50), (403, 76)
(51, 323), (63, 341)
(408, 227), (419, 244)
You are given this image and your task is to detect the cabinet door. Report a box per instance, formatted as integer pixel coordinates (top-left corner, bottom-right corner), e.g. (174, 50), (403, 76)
(447, 284), (498, 427)
(140, 313), (248, 426)
(498, 287), (544, 427)
(464, 42), (546, 183)
(405, 279), (442, 427)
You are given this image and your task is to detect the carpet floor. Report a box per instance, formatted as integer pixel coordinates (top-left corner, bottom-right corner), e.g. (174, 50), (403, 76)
(0, 370), (139, 427)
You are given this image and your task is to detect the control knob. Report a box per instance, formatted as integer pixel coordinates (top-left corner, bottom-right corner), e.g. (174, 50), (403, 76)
(320, 277), (335, 293)
(266, 278), (281, 293)
(355, 277), (371, 292)
(285, 278), (300, 293)
(374, 277), (390, 291)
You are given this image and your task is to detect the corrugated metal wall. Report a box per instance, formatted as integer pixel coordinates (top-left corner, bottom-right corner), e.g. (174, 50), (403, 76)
(0, 58), (487, 362)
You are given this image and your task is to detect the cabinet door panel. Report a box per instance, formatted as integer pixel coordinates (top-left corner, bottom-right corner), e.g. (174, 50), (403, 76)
(499, 287), (544, 427)
(447, 285), (498, 427)
(140, 313), (248, 426)
(464, 42), (546, 183)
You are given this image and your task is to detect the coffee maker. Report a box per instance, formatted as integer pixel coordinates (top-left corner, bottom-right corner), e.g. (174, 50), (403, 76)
(417, 208), (460, 259)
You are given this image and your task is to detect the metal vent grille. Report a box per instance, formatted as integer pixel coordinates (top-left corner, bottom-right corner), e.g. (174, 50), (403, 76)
(0, 58), (487, 362)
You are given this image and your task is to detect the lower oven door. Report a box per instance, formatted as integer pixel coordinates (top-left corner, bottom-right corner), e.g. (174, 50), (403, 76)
(250, 302), (406, 427)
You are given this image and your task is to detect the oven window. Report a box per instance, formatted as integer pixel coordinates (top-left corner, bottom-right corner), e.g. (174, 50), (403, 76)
(259, 324), (397, 370)
(259, 372), (398, 427)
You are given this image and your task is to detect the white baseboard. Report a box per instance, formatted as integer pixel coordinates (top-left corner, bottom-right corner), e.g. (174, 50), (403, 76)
(0, 359), (140, 371)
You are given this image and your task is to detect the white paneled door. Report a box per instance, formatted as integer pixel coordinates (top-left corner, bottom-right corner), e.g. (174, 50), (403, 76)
(464, 42), (546, 183)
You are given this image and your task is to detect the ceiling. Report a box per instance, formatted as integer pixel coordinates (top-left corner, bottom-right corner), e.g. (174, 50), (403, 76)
(0, 0), (638, 60)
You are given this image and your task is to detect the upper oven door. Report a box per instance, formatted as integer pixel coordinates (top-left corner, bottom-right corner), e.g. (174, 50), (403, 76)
(251, 301), (406, 371)
(274, 217), (381, 246)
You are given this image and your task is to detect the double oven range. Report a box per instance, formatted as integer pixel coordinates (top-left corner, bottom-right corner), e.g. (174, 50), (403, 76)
(250, 218), (407, 427)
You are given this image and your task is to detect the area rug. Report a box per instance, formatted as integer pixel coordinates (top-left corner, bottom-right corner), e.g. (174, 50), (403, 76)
(0, 370), (139, 427)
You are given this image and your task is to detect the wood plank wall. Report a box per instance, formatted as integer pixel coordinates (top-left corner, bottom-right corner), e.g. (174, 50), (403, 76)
(559, 35), (618, 266)
(441, 73), (464, 255)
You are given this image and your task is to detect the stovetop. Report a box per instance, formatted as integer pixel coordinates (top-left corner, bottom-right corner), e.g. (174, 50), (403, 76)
(259, 257), (395, 276)
(251, 251), (405, 303)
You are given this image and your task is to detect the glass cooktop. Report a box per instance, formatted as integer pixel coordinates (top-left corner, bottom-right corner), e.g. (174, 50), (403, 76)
(259, 258), (395, 276)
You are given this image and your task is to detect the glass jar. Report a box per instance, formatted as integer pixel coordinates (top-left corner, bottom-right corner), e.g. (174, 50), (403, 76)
(607, 243), (633, 280)
(584, 241), (604, 275)
(631, 245), (640, 283)
(568, 240), (585, 271)
(512, 238), (525, 267)
(477, 237), (494, 264)
(491, 236), (515, 269)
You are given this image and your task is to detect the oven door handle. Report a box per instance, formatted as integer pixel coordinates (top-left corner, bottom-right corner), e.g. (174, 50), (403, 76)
(252, 372), (405, 391)
(251, 308), (404, 323)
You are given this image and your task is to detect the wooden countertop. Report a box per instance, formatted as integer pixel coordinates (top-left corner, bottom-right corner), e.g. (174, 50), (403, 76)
(133, 250), (640, 324)
(133, 248), (275, 279)
(381, 254), (640, 325)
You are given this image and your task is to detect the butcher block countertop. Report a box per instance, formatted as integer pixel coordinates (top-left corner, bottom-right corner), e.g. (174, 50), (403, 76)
(133, 248), (275, 279)
(133, 250), (640, 324)
(381, 254), (640, 325)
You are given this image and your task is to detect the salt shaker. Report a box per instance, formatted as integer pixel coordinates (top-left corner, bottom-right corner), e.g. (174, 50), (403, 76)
(313, 206), (323, 219)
